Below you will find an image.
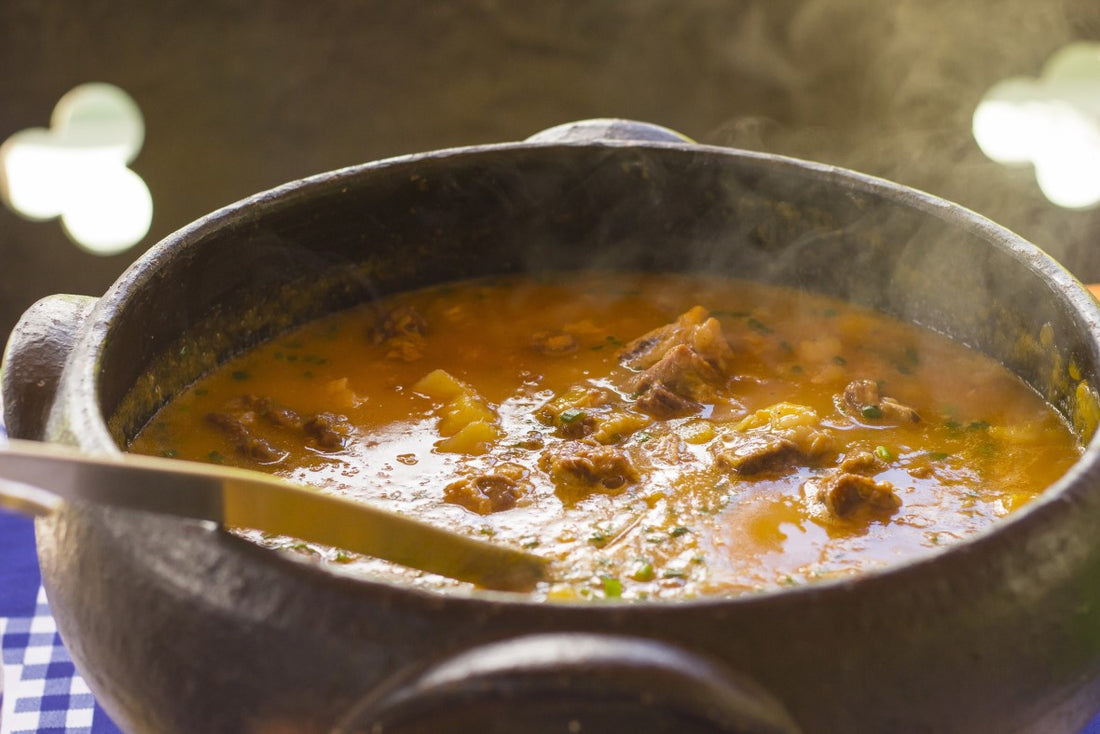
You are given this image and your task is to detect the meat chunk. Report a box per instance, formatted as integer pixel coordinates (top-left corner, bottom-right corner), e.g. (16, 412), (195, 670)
(539, 442), (639, 500)
(633, 382), (700, 420)
(205, 411), (283, 462)
(715, 433), (804, 475)
(629, 344), (723, 401)
(304, 413), (347, 451)
(444, 464), (529, 515)
(207, 395), (348, 460)
(536, 387), (613, 440)
(841, 379), (920, 423)
(808, 471), (901, 520)
(620, 308), (735, 418)
(229, 394), (303, 429)
(727, 402), (835, 468)
(619, 306), (733, 370)
(370, 305), (427, 362)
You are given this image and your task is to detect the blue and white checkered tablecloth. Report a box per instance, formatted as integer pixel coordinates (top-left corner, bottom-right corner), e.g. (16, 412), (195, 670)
(0, 511), (120, 734)
(2, 503), (1100, 733)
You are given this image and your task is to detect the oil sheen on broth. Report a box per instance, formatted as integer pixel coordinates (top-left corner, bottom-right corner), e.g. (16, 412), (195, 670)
(129, 273), (1081, 600)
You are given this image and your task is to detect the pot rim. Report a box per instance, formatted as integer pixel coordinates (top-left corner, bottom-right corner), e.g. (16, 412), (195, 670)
(49, 134), (1100, 609)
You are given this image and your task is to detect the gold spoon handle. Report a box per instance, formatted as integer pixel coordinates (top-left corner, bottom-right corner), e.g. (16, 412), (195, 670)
(0, 438), (548, 592)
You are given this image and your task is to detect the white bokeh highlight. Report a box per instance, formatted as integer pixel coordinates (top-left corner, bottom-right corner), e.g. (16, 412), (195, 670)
(973, 42), (1100, 210)
(0, 83), (152, 255)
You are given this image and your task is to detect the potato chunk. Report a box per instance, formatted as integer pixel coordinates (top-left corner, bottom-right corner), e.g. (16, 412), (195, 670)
(414, 369), (501, 454)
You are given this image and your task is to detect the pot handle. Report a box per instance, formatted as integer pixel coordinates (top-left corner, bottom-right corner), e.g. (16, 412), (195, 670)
(526, 118), (695, 145)
(1, 294), (98, 441)
(332, 632), (801, 734)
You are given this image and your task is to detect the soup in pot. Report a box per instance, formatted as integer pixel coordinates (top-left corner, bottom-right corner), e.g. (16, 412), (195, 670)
(129, 272), (1081, 600)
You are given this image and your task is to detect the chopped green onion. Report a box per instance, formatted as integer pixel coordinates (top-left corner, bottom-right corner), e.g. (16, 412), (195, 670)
(601, 575), (623, 598)
(861, 405), (883, 419)
(874, 445), (894, 462)
(560, 408), (585, 423)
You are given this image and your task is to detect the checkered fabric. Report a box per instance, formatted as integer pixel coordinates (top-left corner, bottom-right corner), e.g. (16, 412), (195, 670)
(0, 588), (97, 734)
(0, 510), (122, 734)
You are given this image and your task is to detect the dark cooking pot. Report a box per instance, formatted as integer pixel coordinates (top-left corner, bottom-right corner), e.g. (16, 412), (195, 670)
(5, 119), (1100, 734)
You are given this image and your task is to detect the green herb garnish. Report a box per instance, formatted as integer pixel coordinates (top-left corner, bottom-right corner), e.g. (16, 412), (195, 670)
(601, 576), (623, 598)
(560, 408), (585, 423)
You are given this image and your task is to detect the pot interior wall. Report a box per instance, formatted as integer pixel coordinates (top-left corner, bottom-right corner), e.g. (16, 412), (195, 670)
(4, 1), (1100, 350)
(103, 144), (1100, 448)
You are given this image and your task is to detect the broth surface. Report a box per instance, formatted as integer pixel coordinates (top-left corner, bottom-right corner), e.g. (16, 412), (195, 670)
(130, 272), (1081, 600)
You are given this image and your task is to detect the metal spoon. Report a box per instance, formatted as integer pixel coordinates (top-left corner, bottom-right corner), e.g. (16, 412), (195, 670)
(0, 437), (549, 592)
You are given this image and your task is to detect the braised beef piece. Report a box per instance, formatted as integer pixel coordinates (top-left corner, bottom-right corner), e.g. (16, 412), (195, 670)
(539, 442), (639, 498)
(207, 396), (348, 460)
(556, 412), (597, 440)
(228, 395), (303, 429)
(619, 306), (732, 370)
(841, 379), (920, 423)
(715, 434), (804, 475)
(536, 388), (612, 440)
(633, 382), (700, 420)
(304, 413), (347, 451)
(370, 305), (427, 362)
(808, 470), (900, 520)
(444, 471), (526, 515)
(627, 344), (722, 419)
(619, 307), (735, 419)
(205, 411), (283, 462)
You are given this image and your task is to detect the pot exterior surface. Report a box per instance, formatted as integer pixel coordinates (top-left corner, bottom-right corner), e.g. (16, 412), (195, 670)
(10, 139), (1100, 733)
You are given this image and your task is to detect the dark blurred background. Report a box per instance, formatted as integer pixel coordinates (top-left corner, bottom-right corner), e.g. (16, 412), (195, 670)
(3, 0), (1100, 342)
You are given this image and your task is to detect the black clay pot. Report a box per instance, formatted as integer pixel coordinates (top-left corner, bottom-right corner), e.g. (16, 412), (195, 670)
(5, 120), (1100, 734)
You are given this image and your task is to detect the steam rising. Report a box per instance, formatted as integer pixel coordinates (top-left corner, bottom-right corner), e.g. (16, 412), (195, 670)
(698, 0), (1100, 277)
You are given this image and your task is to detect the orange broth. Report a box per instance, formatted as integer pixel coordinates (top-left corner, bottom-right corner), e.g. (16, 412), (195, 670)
(129, 272), (1081, 600)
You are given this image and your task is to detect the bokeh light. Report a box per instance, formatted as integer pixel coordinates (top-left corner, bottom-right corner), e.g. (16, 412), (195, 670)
(0, 83), (152, 255)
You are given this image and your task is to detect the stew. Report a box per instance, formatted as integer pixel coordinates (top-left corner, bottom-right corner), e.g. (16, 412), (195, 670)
(129, 272), (1081, 600)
